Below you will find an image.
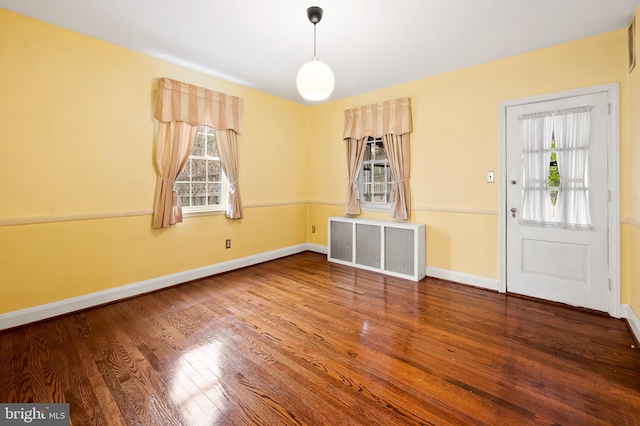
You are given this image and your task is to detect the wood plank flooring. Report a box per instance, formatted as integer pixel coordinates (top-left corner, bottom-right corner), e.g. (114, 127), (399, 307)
(1, 251), (639, 425)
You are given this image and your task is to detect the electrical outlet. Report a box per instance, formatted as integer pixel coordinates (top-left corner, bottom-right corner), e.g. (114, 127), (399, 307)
(486, 171), (495, 183)
(225, 239), (231, 249)
(312, 226), (316, 233)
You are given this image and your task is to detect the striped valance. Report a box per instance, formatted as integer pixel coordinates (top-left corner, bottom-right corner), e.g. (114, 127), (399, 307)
(343, 97), (412, 140)
(155, 77), (243, 134)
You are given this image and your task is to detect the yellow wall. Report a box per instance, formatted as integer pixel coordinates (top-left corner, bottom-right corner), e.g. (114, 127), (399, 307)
(307, 29), (629, 286)
(626, 6), (640, 316)
(1, 7), (637, 318)
(0, 9), (310, 313)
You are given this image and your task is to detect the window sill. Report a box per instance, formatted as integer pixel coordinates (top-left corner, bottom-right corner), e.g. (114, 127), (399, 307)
(183, 208), (227, 218)
(360, 203), (391, 212)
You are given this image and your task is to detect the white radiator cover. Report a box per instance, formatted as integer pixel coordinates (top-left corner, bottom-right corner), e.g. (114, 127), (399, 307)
(328, 216), (426, 281)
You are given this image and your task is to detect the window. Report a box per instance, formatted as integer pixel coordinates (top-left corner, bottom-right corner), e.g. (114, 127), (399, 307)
(548, 138), (560, 209)
(358, 137), (393, 209)
(175, 126), (226, 213)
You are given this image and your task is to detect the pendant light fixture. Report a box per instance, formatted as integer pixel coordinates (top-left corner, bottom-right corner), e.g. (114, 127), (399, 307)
(296, 6), (335, 101)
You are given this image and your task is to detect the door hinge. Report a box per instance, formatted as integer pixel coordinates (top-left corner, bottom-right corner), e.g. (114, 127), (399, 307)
(608, 190), (611, 202)
(608, 103), (611, 115)
(608, 278), (612, 290)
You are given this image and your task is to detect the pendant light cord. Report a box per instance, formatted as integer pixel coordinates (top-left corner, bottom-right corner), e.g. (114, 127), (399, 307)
(313, 23), (317, 58)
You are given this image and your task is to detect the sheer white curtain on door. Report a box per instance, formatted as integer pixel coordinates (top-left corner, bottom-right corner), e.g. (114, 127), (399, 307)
(553, 107), (592, 230)
(519, 114), (554, 226)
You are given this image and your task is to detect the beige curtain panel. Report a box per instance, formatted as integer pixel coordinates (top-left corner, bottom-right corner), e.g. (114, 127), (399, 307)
(215, 129), (243, 219)
(344, 137), (367, 215)
(343, 98), (413, 220)
(152, 121), (197, 228)
(153, 78), (244, 228)
(383, 134), (411, 220)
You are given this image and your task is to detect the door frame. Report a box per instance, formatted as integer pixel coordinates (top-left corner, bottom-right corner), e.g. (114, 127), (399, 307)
(498, 83), (621, 318)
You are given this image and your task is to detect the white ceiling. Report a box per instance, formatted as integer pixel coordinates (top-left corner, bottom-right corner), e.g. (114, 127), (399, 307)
(1, 0), (638, 105)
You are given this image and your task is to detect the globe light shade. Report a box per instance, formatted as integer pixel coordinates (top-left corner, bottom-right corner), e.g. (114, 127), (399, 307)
(296, 58), (335, 101)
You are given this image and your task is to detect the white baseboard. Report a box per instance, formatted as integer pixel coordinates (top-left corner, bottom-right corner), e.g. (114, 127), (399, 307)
(303, 251), (497, 291)
(307, 243), (328, 254)
(621, 304), (640, 344)
(0, 244), (311, 331)
(303, 248), (497, 291)
(12, 243), (629, 335)
(307, 249), (498, 291)
(425, 266), (500, 291)
(425, 269), (638, 341)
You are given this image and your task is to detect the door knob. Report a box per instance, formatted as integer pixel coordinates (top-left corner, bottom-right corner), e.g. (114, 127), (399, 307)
(511, 180), (517, 185)
(510, 207), (517, 218)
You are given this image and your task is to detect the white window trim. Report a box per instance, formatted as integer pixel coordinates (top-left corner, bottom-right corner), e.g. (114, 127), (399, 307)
(183, 206), (227, 217)
(359, 200), (392, 212)
(180, 171), (228, 215)
(178, 126), (229, 216)
(358, 137), (392, 212)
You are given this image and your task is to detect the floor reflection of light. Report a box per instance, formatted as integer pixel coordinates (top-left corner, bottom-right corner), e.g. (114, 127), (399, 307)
(361, 319), (369, 336)
(170, 340), (226, 425)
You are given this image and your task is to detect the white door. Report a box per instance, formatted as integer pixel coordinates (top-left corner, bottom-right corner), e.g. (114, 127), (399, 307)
(506, 92), (609, 311)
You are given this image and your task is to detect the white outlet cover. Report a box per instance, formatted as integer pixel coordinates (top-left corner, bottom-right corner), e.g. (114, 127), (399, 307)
(486, 171), (495, 183)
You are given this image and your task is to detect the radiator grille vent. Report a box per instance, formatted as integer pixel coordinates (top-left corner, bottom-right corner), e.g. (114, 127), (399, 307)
(384, 227), (415, 276)
(327, 217), (425, 281)
(356, 224), (381, 268)
(330, 221), (353, 262)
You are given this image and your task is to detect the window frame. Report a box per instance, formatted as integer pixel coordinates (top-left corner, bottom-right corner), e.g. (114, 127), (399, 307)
(176, 126), (228, 216)
(357, 137), (393, 212)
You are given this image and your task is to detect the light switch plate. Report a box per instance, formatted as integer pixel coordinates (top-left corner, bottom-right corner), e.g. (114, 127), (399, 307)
(486, 171), (495, 183)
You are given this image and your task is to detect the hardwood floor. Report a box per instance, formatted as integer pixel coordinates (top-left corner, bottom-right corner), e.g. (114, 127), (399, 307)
(1, 251), (639, 425)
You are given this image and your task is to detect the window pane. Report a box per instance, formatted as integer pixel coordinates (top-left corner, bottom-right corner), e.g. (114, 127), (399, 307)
(363, 183), (372, 202)
(175, 182), (190, 195)
(191, 159), (206, 181)
(192, 182), (206, 195)
(192, 133), (205, 156)
(548, 153), (560, 188)
(207, 160), (220, 179)
(373, 142), (386, 161)
(373, 164), (386, 182)
(208, 182), (220, 196)
(363, 143), (372, 161)
(362, 166), (371, 183)
(206, 135), (218, 157)
(548, 140), (560, 209)
(179, 196), (191, 207)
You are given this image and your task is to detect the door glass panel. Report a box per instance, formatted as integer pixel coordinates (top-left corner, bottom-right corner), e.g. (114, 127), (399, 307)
(548, 138), (560, 214)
